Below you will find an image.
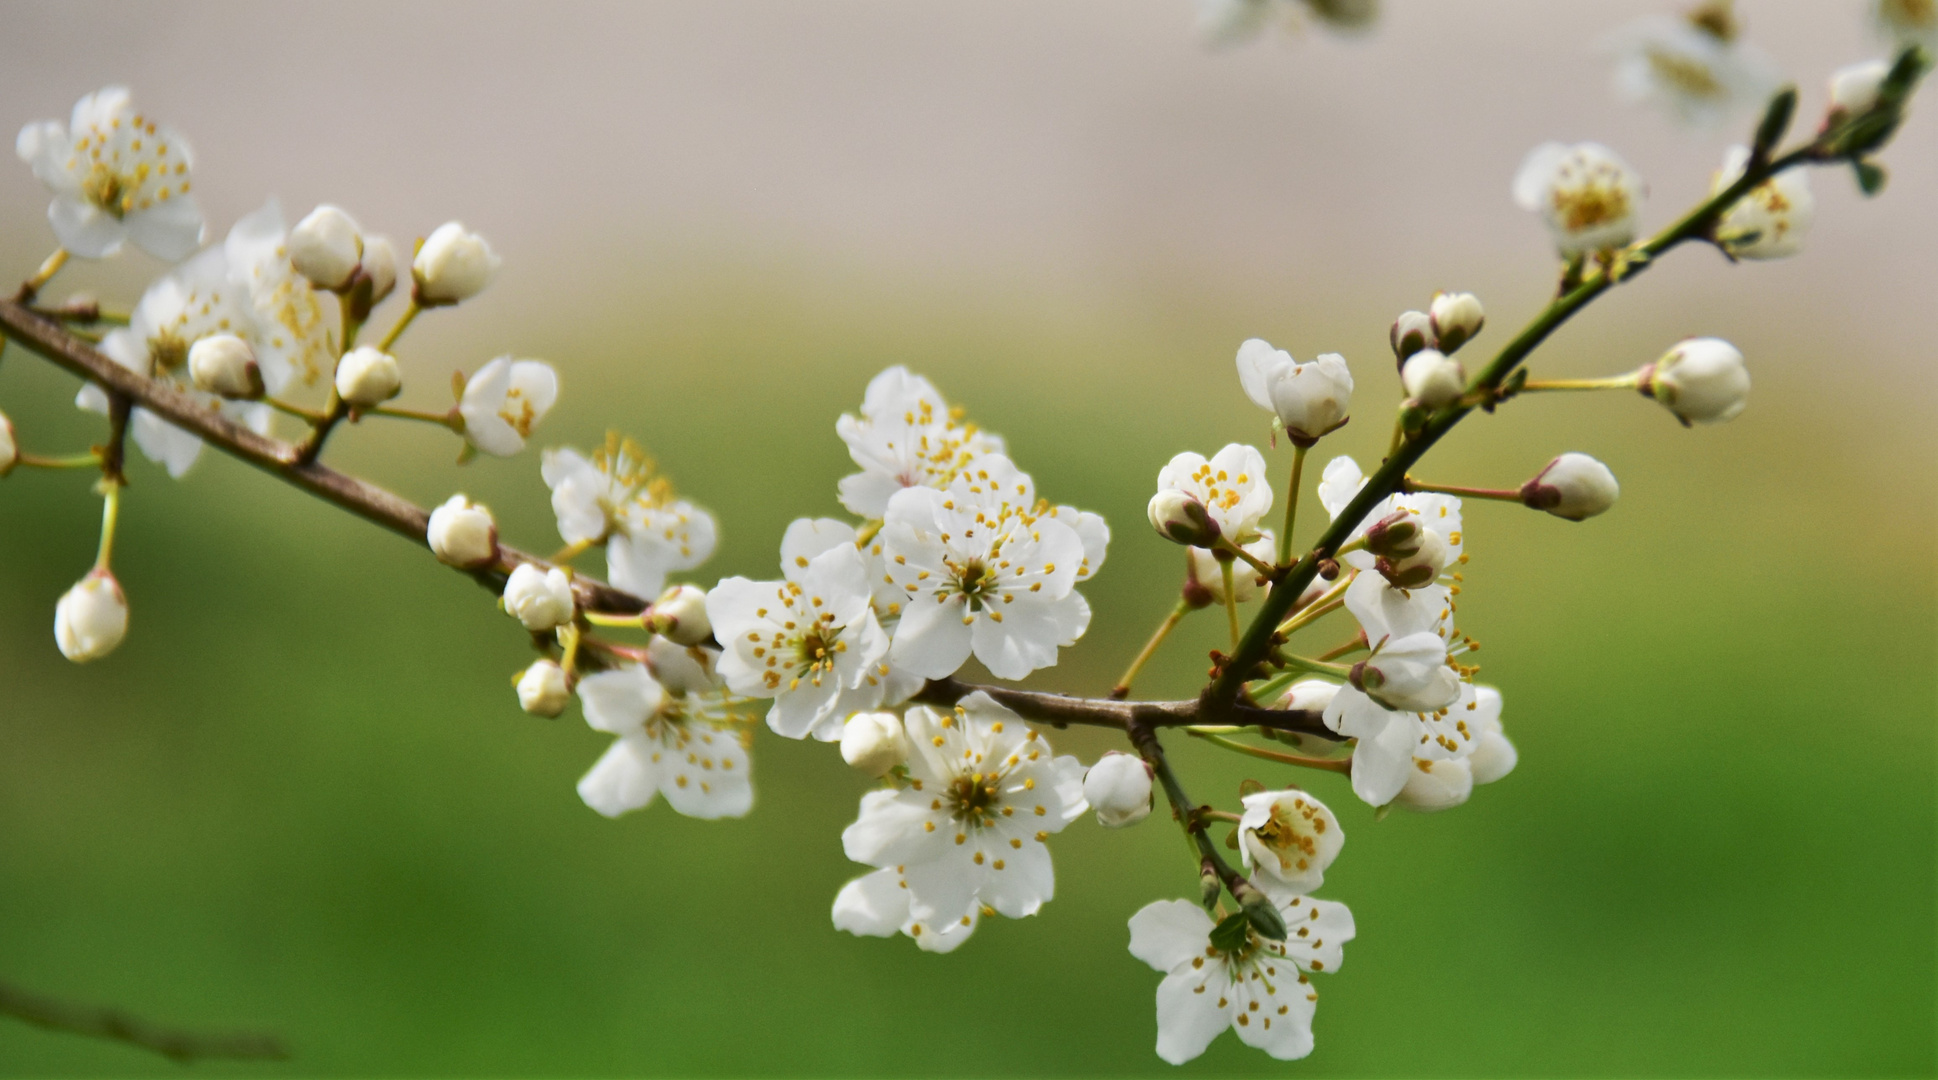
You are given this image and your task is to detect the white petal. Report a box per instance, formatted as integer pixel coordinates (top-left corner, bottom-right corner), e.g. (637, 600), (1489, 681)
(577, 666), (664, 735)
(780, 517), (858, 581)
(887, 590), (973, 679)
(1128, 898), (1214, 972)
(130, 407), (203, 478)
(1154, 967), (1233, 1065)
(974, 832), (1054, 919)
(831, 868), (908, 938)
(840, 788), (940, 868)
(656, 723), (753, 819)
(125, 195), (205, 262)
(49, 197), (127, 259)
(577, 734), (660, 817)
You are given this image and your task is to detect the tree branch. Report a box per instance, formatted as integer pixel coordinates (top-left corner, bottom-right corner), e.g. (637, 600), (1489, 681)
(0, 978), (288, 1064)
(0, 298), (645, 615)
(913, 677), (1339, 739)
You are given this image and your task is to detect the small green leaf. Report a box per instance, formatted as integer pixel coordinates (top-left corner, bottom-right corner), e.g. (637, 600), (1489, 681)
(1209, 912), (1252, 954)
(1750, 86), (1797, 163)
(1853, 159), (1888, 196)
(1237, 778), (1266, 798)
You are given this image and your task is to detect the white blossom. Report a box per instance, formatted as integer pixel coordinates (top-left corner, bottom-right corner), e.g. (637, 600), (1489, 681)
(780, 517), (928, 706)
(412, 221), (500, 306)
(287, 204), (363, 291)
(1645, 337), (1749, 425)
(426, 494), (498, 569)
(541, 437), (718, 599)
(708, 542), (891, 741)
(1603, 13), (1780, 128)
(54, 570), (129, 663)
(880, 455), (1093, 681)
(1400, 349), (1465, 407)
(1513, 142), (1646, 258)
(1427, 292), (1485, 354)
(361, 235), (399, 303)
(1237, 789), (1342, 901)
(1873, 0), (1938, 51)
(1083, 751), (1153, 828)
(835, 365), (1005, 518)
(1193, 0), (1375, 46)
(576, 640), (755, 820)
(1520, 452), (1620, 521)
(840, 693), (1086, 929)
(1711, 145), (1814, 261)
(1156, 445), (1273, 544)
(334, 345), (400, 408)
(1316, 455), (1464, 592)
(1326, 678), (1490, 808)
(222, 200), (337, 393)
(840, 711), (909, 777)
(1467, 685), (1518, 785)
(1127, 895), (1354, 1064)
(831, 867), (980, 953)
(1234, 340), (1353, 444)
(516, 659), (570, 718)
(15, 86), (202, 261)
(1393, 757), (1473, 813)
(459, 357), (558, 457)
(502, 563), (575, 632)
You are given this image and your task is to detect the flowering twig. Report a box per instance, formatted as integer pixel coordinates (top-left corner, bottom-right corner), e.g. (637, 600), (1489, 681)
(0, 978), (288, 1064)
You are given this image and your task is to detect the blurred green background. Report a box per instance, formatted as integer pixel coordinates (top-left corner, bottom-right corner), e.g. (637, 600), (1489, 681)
(0, 1), (1932, 1076)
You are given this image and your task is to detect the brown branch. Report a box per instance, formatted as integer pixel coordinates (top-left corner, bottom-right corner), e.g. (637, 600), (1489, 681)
(913, 677), (1340, 739)
(0, 978), (288, 1064)
(0, 298), (644, 614)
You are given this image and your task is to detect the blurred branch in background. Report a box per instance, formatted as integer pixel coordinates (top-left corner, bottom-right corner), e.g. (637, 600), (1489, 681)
(0, 977), (288, 1063)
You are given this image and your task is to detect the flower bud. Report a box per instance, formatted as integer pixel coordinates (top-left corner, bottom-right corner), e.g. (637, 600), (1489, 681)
(0, 410), (16, 477)
(1643, 337), (1748, 425)
(1083, 751), (1153, 828)
(1428, 292), (1485, 354)
(334, 345), (401, 408)
(427, 494), (499, 569)
(1148, 489), (1220, 547)
(503, 563), (576, 632)
(1234, 340), (1354, 446)
(1829, 59), (1891, 116)
(1230, 878), (1287, 941)
(412, 221), (501, 307)
(1351, 632), (1461, 712)
(1375, 526), (1450, 589)
(516, 659), (570, 718)
(1362, 509), (1424, 560)
(1394, 757), (1473, 813)
(1389, 310), (1435, 365)
(361, 235), (399, 304)
(1520, 452), (1620, 521)
(1276, 678), (1340, 714)
(840, 711), (909, 777)
(54, 569), (128, 663)
(186, 333), (263, 399)
(288, 204), (364, 291)
(651, 583), (712, 646)
(1401, 349), (1466, 408)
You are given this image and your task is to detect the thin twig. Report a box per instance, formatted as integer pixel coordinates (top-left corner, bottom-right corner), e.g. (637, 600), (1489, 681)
(0, 979), (289, 1064)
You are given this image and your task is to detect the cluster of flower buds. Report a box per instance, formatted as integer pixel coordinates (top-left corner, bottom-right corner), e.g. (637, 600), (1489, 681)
(1390, 292), (1483, 412)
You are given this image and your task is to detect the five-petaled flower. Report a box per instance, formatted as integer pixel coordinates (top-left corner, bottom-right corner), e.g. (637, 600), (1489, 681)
(1603, 9), (1780, 129)
(576, 639), (757, 820)
(461, 357), (559, 457)
(542, 434), (718, 599)
(16, 86), (202, 261)
(1513, 141), (1647, 257)
(1155, 444), (1274, 545)
(836, 365), (1006, 519)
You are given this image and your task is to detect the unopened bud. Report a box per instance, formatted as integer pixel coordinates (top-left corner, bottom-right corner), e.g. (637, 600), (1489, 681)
(1376, 527), (1450, 588)
(516, 659), (570, 718)
(651, 584), (712, 645)
(334, 345), (401, 408)
(427, 494), (499, 569)
(54, 569), (128, 663)
(1199, 863), (1223, 909)
(1520, 452), (1620, 521)
(1401, 349), (1466, 408)
(187, 333), (263, 399)
(503, 563), (576, 632)
(1643, 337), (1748, 425)
(1083, 751), (1154, 828)
(0, 410), (15, 477)
(1276, 678), (1341, 713)
(1428, 291), (1485, 354)
(1362, 510), (1423, 559)
(412, 221), (501, 307)
(289, 204), (364, 291)
(1148, 489), (1220, 547)
(1231, 878), (1287, 941)
(1829, 59), (1891, 116)
(1351, 633), (1461, 712)
(840, 711), (909, 777)
(361, 235), (399, 305)
(1389, 310), (1435, 365)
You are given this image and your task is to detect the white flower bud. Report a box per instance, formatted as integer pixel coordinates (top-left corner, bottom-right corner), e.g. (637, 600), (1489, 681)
(502, 563), (576, 632)
(334, 345), (401, 408)
(1394, 757), (1473, 813)
(187, 333), (263, 399)
(1520, 452), (1620, 521)
(412, 221), (501, 306)
(1234, 339), (1354, 445)
(516, 659), (571, 718)
(840, 711), (909, 778)
(1390, 310), (1435, 364)
(1276, 678), (1340, 713)
(54, 569), (128, 663)
(0, 410), (16, 477)
(1376, 526), (1451, 588)
(1352, 632), (1461, 712)
(288, 204), (364, 291)
(1083, 751), (1153, 828)
(427, 494), (498, 569)
(1401, 349), (1466, 408)
(1646, 337), (1748, 425)
(1148, 489), (1220, 547)
(361, 235), (399, 304)
(1428, 292), (1485, 354)
(1829, 59), (1891, 115)
(651, 584), (713, 646)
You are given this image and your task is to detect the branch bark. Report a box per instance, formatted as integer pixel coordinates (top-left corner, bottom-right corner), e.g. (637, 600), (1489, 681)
(0, 978), (289, 1064)
(913, 677), (1339, 739)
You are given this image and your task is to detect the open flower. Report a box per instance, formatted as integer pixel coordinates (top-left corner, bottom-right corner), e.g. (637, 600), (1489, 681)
(1156, 445), (1273, 544)
(1326, 678), (1490, 808)
(576, 639), (756, 820)
(1234, 340), (1353, 445)
(840, 693), (1086, 929)
(1317, 455), (1464, 617)
(1711, 145), (1814, 261)
(460, 357), (558, 457)
(880, 454), (1092, 681)
(831, 866), (981, 953)
(1128, 895), (1355, 1064)
(541, 435), (718, 599)
(1513, 142), (1646, 257)
(835, 365), (1006, 518)
(1603, 10), (1779, 128)
(1237, 789), (1343, 902)
(222, 200), (338, 393)
(16, 86), (202, 261)
(708, 542), (892, 741)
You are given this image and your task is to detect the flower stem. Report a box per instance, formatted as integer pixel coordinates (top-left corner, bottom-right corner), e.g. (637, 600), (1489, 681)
(1188, 730), (1353, 775)
(15, 451), (101, 469)
(1518, 373), (1642, 392)
(1274, 651), (1353, 679)
(93, 479), (122, 572)
(1316, 633), (1367, 662)
(1215, 537), (1275, 579)
(375, 301), (419, 353)
(369, 405), (461, 429)
(1276, 444), (1307, 566)
(550, 538), (596, 565)
(1125, 720), (1249, 902)
(1274, 573), (1351, 638)
(1403, 479), (1522, 502)
(263, 397), (324, 423)
(17, 248), (68, 303)
(1222, 562), (1240, 649)
(581, 610), (646, 628)
(1112, 597), (1191, 699)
